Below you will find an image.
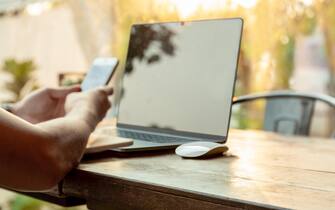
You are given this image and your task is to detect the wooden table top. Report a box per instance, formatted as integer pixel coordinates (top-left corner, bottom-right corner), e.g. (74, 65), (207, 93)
(61, 129), (335, 210)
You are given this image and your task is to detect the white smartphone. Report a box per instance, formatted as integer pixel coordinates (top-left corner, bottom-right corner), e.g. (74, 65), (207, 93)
(81, 57), (118, 91)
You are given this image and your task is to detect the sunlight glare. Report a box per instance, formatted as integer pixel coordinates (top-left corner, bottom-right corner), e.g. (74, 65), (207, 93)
(158, 0), (227, 18)
(157, 0), (257, 19)
(300, 0), (314, 6)
(25, 1), (51, 16)
(231, 0), (258, 9)
(259, 52), (271, 71)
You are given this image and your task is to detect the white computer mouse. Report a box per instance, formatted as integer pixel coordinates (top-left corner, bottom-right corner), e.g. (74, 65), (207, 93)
(175, 141), (229, 158)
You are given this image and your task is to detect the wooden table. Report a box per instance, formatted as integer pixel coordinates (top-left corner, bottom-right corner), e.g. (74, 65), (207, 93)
(43, 129), (334, 210)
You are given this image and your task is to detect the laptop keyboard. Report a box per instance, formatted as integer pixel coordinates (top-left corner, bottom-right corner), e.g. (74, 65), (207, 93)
(117, 129), (193, 143)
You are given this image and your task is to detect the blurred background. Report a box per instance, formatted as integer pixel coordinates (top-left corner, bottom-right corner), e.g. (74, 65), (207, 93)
(0, 0), (334, 209)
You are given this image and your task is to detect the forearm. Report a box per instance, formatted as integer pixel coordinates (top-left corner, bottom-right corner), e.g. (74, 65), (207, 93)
(36, 107), (98, 169)
(0, 108), (98, 191)
(1, 86), (111, 191)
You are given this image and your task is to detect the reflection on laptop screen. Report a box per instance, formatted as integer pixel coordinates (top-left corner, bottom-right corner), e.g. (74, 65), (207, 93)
(117, 18), (242, 137)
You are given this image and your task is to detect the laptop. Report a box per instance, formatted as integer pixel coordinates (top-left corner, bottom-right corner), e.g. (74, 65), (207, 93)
(110, 18), (243, 152)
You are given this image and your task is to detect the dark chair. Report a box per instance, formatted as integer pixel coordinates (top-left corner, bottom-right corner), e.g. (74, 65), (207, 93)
(232, 90), (335, 138)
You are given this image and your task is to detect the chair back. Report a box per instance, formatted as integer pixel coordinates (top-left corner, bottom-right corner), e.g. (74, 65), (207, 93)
(264, 98), (315, 135)
(233, 91), (335, 138)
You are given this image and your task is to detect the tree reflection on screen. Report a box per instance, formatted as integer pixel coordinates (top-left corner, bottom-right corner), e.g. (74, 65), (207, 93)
(125, 24), (176, 74)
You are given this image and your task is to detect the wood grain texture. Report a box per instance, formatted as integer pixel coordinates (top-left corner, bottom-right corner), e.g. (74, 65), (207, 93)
(62, 129), (335, 210)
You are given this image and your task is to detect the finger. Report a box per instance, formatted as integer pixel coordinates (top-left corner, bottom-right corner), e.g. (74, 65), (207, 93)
(50, 85), (82, 98)
(100, 86), (114, 96)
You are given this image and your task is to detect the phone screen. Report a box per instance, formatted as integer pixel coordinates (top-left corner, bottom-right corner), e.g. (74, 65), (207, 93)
(81, 58), (118, 91)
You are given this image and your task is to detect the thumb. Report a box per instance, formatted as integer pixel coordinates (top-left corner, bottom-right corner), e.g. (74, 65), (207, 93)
(100, 86), (114, 95)
(50, 85), (81, 99)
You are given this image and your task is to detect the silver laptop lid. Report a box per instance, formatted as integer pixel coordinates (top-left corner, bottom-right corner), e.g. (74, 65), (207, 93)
(117, 18), (243, 139)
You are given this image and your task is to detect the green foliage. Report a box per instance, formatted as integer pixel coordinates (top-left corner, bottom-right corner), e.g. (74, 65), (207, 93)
(295, 9), (317, 36)
(8, 194), (85, 210)
(273, 35), (295, 88)
(315, 0), (335, 96)
(231, 103), (264, 130)
(1, 58), (36, 100)
(60, 78), (83, 87)
(9, 195), (42, 210)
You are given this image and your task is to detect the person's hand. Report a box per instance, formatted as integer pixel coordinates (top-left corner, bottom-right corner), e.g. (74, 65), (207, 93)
(64, 86), (113, 129)
(12, 86), (81, 124)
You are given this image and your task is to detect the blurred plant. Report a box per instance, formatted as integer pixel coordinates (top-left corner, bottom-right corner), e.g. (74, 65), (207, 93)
(9, 194), (85, 210)
(315, 0), (335, 96)
(58, 72), (85, 87)
(9, 195), (42, 210)
(1, 58), (37, 101)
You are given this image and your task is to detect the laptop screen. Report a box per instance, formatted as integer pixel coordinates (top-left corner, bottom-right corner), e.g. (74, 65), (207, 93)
(117, 18), (243, 137)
